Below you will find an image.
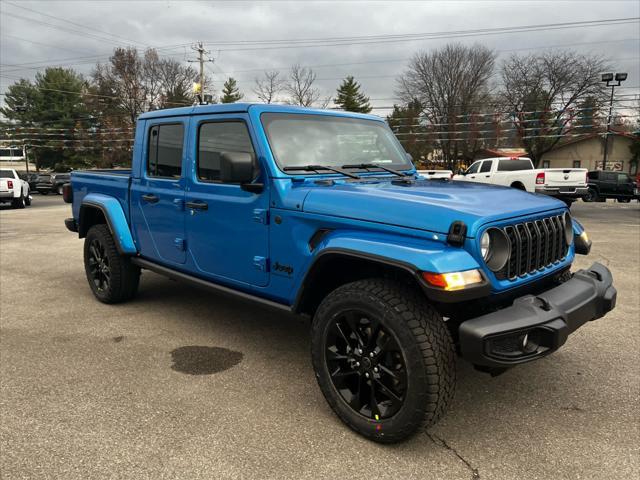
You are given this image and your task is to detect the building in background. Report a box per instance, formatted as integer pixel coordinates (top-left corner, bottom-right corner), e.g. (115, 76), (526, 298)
(539, 131), (638, 175)
(0, 145), (35, 171)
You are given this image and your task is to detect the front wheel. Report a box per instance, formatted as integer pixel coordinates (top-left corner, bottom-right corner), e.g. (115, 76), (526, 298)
(311, 279), (456, 443)
(84, 224), (140, 304)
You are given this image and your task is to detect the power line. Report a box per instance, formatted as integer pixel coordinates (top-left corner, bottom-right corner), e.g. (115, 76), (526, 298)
(200, 18), (640, 52)
(2, 1), (148, 48)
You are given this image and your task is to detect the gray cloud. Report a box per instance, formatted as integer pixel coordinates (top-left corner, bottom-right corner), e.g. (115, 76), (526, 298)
(1, 0), (639, 113)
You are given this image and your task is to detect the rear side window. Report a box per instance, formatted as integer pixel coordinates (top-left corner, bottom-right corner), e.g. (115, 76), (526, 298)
(617, 173), (630, 183)
(0, 170), (15, 178)
(497, 159), (533, 171)
(480, 161), (492, 173)
(148, 124), (184, 178)
(197, 121), (255, 182)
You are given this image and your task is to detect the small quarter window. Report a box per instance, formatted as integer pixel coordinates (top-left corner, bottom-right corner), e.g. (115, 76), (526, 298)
(147, 124), (184, 178)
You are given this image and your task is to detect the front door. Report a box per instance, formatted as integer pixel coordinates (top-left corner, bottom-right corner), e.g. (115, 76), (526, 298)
(185, 115), (269, 287)
(131, 121), (187, 265)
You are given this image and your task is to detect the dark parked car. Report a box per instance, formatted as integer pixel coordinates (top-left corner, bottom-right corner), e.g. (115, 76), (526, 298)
(22, 173), (40, 192)
(583, 170), (639, 202)
(35, 172), (71, 195)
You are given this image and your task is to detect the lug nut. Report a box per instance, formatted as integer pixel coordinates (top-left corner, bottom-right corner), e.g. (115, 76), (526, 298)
(369, 352), (374, 358)
(365, 372), (370, 378)
(358, 349), (363, 355)
(373, 367), (378, 373)
(355, 362), (360, 367)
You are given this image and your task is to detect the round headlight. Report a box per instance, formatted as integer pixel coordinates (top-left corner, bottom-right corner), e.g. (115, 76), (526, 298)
(482, 228), (510, 272)
(563, 211), (573, 245)
(480, 231), (491, 260)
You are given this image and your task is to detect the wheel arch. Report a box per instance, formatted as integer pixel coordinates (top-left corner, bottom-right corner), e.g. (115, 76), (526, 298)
(78, 194), (136, 255)
(293, 249), (421, 316)
(510, 181), (526, 190)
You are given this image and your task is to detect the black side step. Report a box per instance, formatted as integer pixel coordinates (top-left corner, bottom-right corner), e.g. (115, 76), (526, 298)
(131, 257), (293, 314)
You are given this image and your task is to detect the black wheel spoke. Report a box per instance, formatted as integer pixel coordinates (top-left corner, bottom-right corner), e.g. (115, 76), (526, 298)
(325, 309), (407, 420)
(374, 378), (403, 407)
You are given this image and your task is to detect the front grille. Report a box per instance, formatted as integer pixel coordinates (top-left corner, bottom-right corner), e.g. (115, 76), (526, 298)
(497, 214), (567, 280)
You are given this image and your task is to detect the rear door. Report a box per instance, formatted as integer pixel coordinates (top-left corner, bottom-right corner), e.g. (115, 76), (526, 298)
(185, 114), (269, 287)
(616, 173), (635, 196)
(130, 120), (187, 265)
(476, 159), (493, 183)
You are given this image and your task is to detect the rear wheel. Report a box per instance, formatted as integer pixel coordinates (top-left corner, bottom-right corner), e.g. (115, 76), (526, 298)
(11, 194), (25, 209)
(84, 224), (140, 304)
(24, 194), (31, 206)
(583, 188), (598, 202)
(617, 197), (631, 203)
(311, 278), (456, 443)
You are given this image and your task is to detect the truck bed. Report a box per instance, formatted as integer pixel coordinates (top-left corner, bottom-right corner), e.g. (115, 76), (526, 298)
(70, 170), (132, 222)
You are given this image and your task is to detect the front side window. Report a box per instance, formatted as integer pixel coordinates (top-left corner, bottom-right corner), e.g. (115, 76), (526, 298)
(262, 113), (411, 172)
(466, 162), (480, 174)
(198, 122), (255, 182)
(147, 124), (184, 178)
(499, 159), (534, 171)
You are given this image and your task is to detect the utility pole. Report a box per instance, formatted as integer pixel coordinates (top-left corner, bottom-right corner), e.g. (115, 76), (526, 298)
(188, 42), (214, 104)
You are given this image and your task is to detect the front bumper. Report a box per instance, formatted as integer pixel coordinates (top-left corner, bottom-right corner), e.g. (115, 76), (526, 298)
(535, 186), (589, 198)
(459, 262), (616, 368)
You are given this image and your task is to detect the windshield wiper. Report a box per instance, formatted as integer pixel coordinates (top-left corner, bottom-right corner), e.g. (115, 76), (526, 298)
(341, 163), (411, 177)
(283, 165), (361, 179)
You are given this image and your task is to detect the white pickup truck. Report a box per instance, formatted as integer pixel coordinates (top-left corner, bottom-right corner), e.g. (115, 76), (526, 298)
(0, 168), (32, 209)
(417, 169), (453, 180)
(453, 157), (588, 204)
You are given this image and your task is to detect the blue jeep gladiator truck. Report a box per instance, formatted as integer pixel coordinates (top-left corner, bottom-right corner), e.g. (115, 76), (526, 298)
(64, 103), (616, 443)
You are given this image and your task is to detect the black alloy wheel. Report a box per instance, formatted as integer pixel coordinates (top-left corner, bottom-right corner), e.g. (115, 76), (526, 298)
(311, 279), (456, 443)
(325, 310), (408, 420)
(83, 224), (140, 303)
(88, 238), (111, 293)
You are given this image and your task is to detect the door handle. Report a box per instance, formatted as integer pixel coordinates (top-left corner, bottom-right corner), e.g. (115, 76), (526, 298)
(485, 175), (490, 178)
(142, 194), (159, 204)
(186, 200), (208, 210)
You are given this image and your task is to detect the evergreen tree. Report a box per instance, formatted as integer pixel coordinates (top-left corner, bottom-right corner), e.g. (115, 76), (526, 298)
(334, 76), (372, 113)
(220, 77), (244, 103)
(575, 96), (600, 134)
(386, 100), (431, 166)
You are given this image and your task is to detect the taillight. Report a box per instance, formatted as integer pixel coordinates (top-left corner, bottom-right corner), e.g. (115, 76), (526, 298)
(62, 183), (73, 204)
(7, 180), (13, 189)
(585, 172), (589, 185)
(536, 172), (545, 185)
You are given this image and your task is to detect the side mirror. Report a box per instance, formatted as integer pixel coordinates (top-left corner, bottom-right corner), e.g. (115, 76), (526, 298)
(457, 168), (466, 175)
(219, 151), (263, 193)
(405, 152), (414, 163)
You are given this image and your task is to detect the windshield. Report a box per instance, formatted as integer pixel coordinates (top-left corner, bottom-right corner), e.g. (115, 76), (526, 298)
(261, 113), (412, 172)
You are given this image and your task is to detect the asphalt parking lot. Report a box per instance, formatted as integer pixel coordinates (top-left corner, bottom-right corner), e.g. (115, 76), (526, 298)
(1, 197), (638, 479)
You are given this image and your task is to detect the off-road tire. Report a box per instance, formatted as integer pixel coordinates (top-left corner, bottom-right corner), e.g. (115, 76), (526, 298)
(311, 278), (456, 443)
(583, 188), (598, 202)
(11, 194), (25, 209)
(84, 224), (140, 304)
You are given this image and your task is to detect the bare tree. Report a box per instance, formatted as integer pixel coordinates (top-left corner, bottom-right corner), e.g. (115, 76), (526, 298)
(254, 70), (285, 103)
(286, 64), (320, 107)
(396, 43), (496, 167)
(500, 50), (608, 166)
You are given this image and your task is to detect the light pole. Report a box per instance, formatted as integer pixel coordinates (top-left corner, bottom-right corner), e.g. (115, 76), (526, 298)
(600, 72), (627, 170)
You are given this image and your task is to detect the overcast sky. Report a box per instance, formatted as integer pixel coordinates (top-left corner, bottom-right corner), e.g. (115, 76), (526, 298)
(1, 0), (638, 114)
